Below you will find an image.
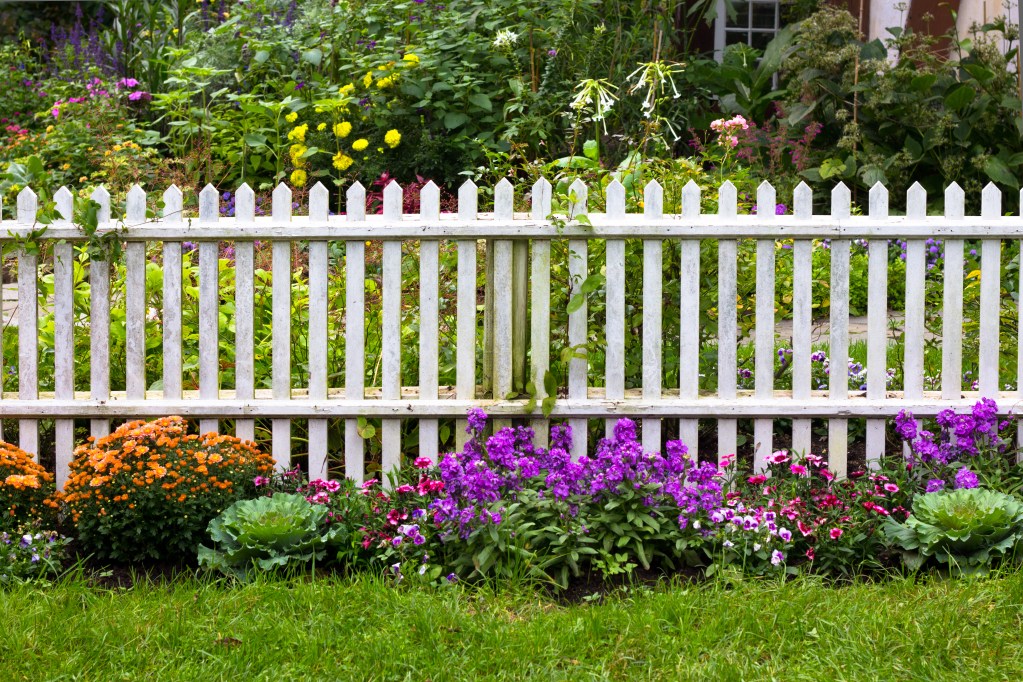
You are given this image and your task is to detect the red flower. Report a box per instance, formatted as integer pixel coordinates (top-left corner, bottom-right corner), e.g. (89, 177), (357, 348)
(797, 520), (813, 536)
(805, 547), (815, 561)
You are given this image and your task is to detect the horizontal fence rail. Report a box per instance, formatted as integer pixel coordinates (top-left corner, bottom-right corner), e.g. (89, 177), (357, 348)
(1, 178), (1022, 488)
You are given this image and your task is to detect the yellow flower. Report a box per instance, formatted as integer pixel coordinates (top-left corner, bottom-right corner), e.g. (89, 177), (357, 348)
(384, 129), (401, 148)
(290, 143), (308, 168)
(61, 163), (71, 170)
(317, 122), (326, 131)
(290, 169), (307, 187)
(352, 138), (369, 152)
(332, 152), (354, 171)
(45, 124), (54, 133)
(333, 121), (352, 138)
(403, 53), (419, 65)
(339, 83), (355, 95)
(79, 176), (88, 183)
(376, 76), (393, 89)
(285, 111), (298, 123)
(362, 71), (373, 88)
(287, 123), (308, 142)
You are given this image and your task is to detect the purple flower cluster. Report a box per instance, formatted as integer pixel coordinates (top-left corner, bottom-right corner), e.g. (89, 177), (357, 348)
(429, 412), (723, 539)
(897, 398), (1007, 467)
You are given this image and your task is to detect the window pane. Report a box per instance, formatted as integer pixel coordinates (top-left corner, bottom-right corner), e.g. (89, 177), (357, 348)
(726, 2), (751, 29)
(726, 31), (749, 46)
(750, 30), (774, 51)
(751, 2), (778, 29)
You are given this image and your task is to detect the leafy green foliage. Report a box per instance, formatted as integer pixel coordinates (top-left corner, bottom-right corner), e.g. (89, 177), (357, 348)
(884, 488), (1023, 574)
(199, 493), (338, 580)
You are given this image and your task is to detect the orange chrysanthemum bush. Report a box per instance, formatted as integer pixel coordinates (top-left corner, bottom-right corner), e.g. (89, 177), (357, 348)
(63, 417), (275, 563)
(0, 441), (58, 531)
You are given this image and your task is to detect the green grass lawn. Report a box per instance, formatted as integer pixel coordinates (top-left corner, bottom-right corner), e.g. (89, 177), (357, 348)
(3, 572), (1023, 681)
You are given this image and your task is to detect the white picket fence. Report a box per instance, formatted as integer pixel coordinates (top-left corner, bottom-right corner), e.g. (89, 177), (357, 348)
(1, 177), (1020, 488)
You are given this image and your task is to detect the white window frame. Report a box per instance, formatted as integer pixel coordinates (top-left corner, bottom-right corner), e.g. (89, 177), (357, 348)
(714, 0), (782, 61)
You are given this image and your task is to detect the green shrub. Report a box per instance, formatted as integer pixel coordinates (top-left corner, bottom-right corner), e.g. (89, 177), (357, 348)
(63, 417), (275, 564)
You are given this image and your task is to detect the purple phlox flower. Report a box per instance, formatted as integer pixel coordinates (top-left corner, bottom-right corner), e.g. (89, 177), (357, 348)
(925, 479), (945, 493)
(954, 467), (979, 490)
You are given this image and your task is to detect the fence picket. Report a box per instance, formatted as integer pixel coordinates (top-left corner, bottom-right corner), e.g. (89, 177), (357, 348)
(604, 180), (626, 439)
(198, 185), (220, 436)
(381, 182), (403, 476)
(345, 182), (367, 482)
(829, 183), (851, 478)
(17, 188), (39, 456)
(642, 181), (664, 453)
(791, 183), (813, 458)
(942, 184), (966, 402)
(567, 178), (589, 460)
(717, 182), (738, 465)
(493, 179), (514, 432)
(308, 182), (330, 478)
(679, 180), (700, 455)
(162, 186), (183, 406)
(753, 181), (777, 471)
(530, 178), (552, 448)
(456, 181), (478, 450)
(89, 186), (111, 439)
(979, 184), (1001, 397)
(233, 184), (256, 443)
(904, 184), (927, 403)
(418, 181), (441, 463)
(866, 183), (890, 466)
(125, 186), (147, 402)
(53, 187), (74, 486)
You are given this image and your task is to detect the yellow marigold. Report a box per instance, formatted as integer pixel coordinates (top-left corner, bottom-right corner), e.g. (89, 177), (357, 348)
(332, 152), (354, 171)
(352, 138), (369, 152)
(340, 83), (355, 95)
(362, 71), (373, 88)
(384, 129), (401, 148)
(291, 169), (307, 187)
(289, 143), (308, 167)
(285, 111), (298, 123)
(317, 122), (326, 131)
(61, 163), (71, 170)
(376, 76), (393, 89)
(287, 123), (308, 142)
(333, 121), (352, 138)
(403, 53), (419, 65)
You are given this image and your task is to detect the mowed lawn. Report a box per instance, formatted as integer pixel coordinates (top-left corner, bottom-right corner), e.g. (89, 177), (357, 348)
(2, 571), (1023, 681)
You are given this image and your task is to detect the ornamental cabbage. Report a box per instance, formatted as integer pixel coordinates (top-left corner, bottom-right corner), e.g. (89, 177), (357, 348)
(883, 488), (1023, 574)
(198, 493), (337, 580)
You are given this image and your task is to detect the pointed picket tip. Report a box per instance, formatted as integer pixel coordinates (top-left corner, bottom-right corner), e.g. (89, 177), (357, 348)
(944, 182), (965, 219)
(420, 181), (440, 220)
(199, 183), (219, 221)
(531, 177), (552, 220)
(981, 182), (1002, 218)
(681, 180), (701, 218)
(906, 182), (927, 218)
(756, 180), (776, 217)
(643, 180), (663, 218)
(53, 186), (74, 222)
(162, 184), (183, 222)
(309, 182), (330, 221)
(346, 181), (367, 221)
(382, 180), (403, 220)
(458, 179), (479, 221)
(868, 181), (888, 218)
(494, 178), (514, 219)
(793, 182), (812, 219)
(126, 184), (147, 223)
(272, 182), (293, 221)
(16, 186), (38, 224)
(718, 181), (737, 217)
(830, 182), (851, 219)
(605, 179), (626, 219)
(567, 177), (588, 216)
(233, 182), (254, 222)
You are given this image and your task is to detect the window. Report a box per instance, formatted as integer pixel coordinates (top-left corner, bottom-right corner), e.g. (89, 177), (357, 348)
(714, 0), (782, 59)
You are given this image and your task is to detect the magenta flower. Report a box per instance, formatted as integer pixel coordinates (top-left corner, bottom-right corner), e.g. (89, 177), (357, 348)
(789, 464), (808, 477)
(830, 528), (843, 540)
